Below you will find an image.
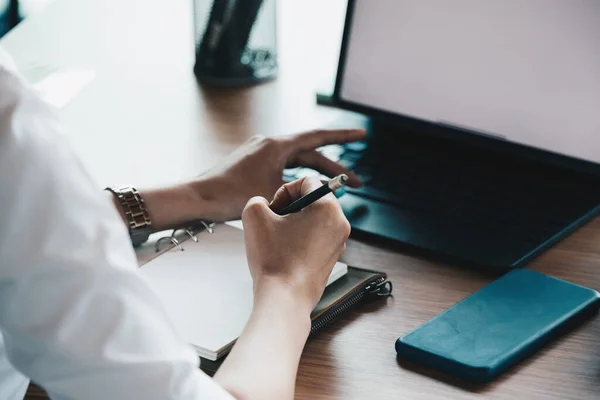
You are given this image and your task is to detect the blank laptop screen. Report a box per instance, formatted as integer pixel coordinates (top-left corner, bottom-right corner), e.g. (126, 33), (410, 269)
(340, 0), (600, 163)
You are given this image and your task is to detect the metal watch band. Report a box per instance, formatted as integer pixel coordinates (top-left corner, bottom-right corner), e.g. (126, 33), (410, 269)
(105, 186), (152, 246)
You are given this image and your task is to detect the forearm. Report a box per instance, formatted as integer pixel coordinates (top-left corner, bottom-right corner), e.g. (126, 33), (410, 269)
(214, 280), (312, 400)
(107, 179), (216, 232)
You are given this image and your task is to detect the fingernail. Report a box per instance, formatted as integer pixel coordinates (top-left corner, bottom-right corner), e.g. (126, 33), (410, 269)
(352, 175), (363, 186)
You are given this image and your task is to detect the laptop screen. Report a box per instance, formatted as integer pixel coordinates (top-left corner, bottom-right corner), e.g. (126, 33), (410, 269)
(339, 0), (600, 164)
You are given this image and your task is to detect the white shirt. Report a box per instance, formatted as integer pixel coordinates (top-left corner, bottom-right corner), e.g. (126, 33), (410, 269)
(0, 48), (234, 400)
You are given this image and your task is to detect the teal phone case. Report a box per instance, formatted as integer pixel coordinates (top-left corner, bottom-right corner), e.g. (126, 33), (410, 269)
(395, 269), (600, 382)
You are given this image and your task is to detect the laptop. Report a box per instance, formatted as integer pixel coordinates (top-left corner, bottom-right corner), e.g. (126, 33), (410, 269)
(285, 0), (600, 268)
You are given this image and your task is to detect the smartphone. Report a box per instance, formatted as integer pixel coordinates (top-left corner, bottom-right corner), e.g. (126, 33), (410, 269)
(395, 268), (600, 382)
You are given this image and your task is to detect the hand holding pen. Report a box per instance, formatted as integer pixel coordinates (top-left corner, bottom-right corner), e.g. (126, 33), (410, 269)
(242, 175), (351, 310)
(272, 175), (348, 215)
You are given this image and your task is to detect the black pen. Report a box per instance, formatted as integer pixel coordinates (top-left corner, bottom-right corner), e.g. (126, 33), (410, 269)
(278, 174), (348, 215)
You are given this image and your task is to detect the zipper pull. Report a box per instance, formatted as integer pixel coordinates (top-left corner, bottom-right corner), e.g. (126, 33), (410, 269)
(365, 279), (393, 297)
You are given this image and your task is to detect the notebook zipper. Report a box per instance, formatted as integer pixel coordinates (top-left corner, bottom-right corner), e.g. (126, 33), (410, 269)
(310, 276), (391, 335)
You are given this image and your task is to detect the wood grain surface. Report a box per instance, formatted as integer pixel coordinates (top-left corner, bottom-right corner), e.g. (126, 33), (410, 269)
(2, 0), (597, 399)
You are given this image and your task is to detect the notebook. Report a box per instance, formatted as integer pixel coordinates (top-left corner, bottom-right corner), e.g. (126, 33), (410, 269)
(137, 222), (348, 361)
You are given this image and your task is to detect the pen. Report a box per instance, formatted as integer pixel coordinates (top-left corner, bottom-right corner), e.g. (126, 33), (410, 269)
(278, 174), (348, 215)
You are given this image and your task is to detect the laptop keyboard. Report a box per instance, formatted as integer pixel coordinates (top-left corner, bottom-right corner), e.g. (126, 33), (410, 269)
(284, 138), (600, 245)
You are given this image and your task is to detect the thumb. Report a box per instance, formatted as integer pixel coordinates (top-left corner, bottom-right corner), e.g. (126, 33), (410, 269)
(269, 176), (322, 213)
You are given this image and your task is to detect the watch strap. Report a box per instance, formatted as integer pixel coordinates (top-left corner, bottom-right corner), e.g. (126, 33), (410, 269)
(105, 186), (152, 246)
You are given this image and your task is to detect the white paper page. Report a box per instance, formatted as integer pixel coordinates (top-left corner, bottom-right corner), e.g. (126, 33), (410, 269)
(139, 223), (347, 360)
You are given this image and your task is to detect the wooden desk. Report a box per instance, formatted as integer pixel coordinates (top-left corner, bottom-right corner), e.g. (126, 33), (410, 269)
(3, 0), (599, 399)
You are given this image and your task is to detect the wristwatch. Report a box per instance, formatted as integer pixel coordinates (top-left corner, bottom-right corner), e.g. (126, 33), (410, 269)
(105, 186), (152, 246)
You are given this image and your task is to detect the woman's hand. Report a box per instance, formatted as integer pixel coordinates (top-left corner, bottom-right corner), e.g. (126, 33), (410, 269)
(188, 129), (365, 222)
(131, 129), (364, 232)
(243, 176), (351, 312)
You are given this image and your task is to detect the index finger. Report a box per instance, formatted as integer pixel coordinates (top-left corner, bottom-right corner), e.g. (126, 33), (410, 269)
(288, 129), (366, 152)
(269, 176), (323, 213)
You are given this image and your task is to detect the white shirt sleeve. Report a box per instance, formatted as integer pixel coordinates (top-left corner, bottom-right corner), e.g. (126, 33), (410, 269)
(0, 54), (234, 400)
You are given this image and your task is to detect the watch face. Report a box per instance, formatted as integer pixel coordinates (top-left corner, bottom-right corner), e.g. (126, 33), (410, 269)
(130, 227), (152, 247)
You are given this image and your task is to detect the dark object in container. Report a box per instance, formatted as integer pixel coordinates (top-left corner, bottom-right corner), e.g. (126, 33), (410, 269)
(193, 0), (278, 87)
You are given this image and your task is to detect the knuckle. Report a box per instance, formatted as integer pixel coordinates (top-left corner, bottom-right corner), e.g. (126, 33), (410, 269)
(256, 135), (278, 150)
(323, 194), (342, 210)
(242, 197), (267, 219)
(250, 134), (266, 143)
(341, 218), (351, 238)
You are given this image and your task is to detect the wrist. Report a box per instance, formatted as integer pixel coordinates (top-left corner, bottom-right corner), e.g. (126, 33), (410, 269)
(187, 177), (221, 220)
(253, 277), (314, 327)
(139, 182), (209, 231)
